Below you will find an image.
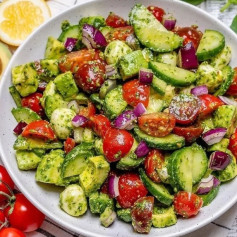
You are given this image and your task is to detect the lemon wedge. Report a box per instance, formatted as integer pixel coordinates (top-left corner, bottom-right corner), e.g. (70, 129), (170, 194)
(0, 0), (51, 46)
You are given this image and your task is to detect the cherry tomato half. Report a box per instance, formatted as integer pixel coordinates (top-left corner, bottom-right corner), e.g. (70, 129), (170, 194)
(75, 60), (106, 93)
(106, 12), (127, 28)
(64, 138), (76, 154)
(226, 67), (237, 96)
(106, 26), (134, 42)
(147, 6), (165, 22)
(144, 150), (164, 183)
(103, 128), (134, 162)
(228, 128), (237, 159)
(21, 92), (44, 117)
(90, 114), (111, 138)
(123, 79), (150, 108)
(78, 102), (96, 119)
(117, 173), (148, 208)
(0, 165), (15, 202)
(131, 196), (154, 233)
(0, 228), (26, 237)
(174, 191), (203, 218)
(22, 120), (56, 141)
(4, 193), (45, 232)
(169, 94), (200, 125)
(138, 112), (176, 137)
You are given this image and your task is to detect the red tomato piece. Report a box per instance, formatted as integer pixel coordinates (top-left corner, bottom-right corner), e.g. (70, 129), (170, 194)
(103, 128), (134, 162)
(174, 191), (203, 218)
(147, 6), (165, 22)
(144, 150), (165, 183)
(138, 112), (176, 137)
(169, 94), (200, 125)
(173, 125), (204, 143)
(228, 128), (237, 159)
(90, 114), (111, 137)
(64, 138), (76, 154)
(106, 26), (134, 42)
(4, 193), (45, 232)
(131, 196), (154, 233)
(173, 26), (203, 49)
(79, 102), (96, 119)
(106, 12), (127, 28)
(117, 173), (148, 208)
(0, 165), (15, 203)
(21, 92), (44, 117)
(75, 60), (106, 93)
(22, 120), (56, 141)
(123, 79), (150, 108)
(0, 228), (26, 237)
(58, 49), (103, 73)
(0, 210), (6, 223)
(226, 67), (237, 96)
(198, 94), (224, 117)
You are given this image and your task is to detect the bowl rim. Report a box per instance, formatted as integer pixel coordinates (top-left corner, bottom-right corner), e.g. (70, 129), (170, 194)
(1, 0), (237, 236)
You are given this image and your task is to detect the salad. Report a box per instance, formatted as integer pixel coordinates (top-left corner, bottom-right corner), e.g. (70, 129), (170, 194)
(9, 3), (237, 234)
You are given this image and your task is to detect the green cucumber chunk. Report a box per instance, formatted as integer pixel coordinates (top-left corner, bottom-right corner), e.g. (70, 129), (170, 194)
(12, 107), (41, 124)
(9, 86), (22, 107)
(199, 186), (220, 206)
(151, 75), (167, 96)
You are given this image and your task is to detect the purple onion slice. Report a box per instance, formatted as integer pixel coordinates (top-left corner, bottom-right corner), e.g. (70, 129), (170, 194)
(13, 122), (27, 135)
(162, 14), (176, 31)
(64, 37), (77, 52)
(135, 141), (150, 158)
(133, 103), (146, 117)
(202, 128), (227, 145)
(191, 85), (208, 96)
(196, 175), (214, 195)
(108, 174), (120, 198)
(139, 68), (153, 84)
(72, 115), (88, 127)
(219, 96), (237, 107)
(209, 151), (231, 171)
(113, 110), (137, 130)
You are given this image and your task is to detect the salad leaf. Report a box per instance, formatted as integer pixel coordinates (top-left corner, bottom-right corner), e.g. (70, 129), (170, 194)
(221, 0), (237, 12)
(230, 15), (237, 33)
(181, 0), (205, 5)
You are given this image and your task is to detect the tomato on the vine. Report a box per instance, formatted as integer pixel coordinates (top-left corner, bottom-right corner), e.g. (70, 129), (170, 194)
(0, 228), (26, 237)
(4, 193), (45, 232)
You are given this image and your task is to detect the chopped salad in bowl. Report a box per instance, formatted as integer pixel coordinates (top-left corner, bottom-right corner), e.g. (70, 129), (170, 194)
(8, 2), (237, 235)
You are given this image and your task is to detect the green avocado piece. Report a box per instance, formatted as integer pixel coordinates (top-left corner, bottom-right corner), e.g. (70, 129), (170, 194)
(117, 208), (132, 223)
(207, 138), (230, 152)
(45, 36), (67, 59)
(36, 59), (59, 80)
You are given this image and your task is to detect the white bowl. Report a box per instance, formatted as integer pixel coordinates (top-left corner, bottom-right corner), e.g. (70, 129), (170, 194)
(1, 0), (237, 236)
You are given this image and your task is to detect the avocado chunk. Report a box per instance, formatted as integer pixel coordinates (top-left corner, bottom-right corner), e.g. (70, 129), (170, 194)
(117, 208), (132, 223)
(11, 107), (41, 124)
(36, 59), (59, 80)
(54, 71), (79, 99)
(207, 138), (229, 152)
(118, 50), (148, 80)
(0, 42), (12, 79)
(15, 150), (41, 170)
(89, 192), (114, 214)
(94, 138), (104, 155)
(100, 207), (116, 228)
(12, 63), (39, 97)
(79, 155), (110, 196)
(152, 206), (177, 228)
(213, 105), (237, 137)
(45, 36), (67, 59)
(60, 184), (87, 216)
(40, 81), (57, 108)
(35, 149), (65, 185)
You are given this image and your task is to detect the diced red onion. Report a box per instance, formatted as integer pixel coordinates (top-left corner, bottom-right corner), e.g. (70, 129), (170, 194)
(191, 85), (208, 96)
(113, 110), (137, 130)
(202, 128), (227, 145)
(139, 68), (153, 84)
(13, 122), (27, 135)
(135, 141), (150, 158)
(178, 42), (198, 69)
(64, 37), (77, 52)
(196, 175), (216, 195)
(82, 36), (93, 49)
(108, 175), (120, 198)
(67, 100), (80, 113)
(133, 103), (146, 117)
(72, 115), (88, 127)
(213, 176), (221, 187)
(105, 64), (117, 78)
(38, 81), (47, 92)
(219, 96), (237, 107)
(125, 34), (138, 50)
(162, 14), (176, 31)
(82, 24), (107, 49)
(209, 151), (231, 171)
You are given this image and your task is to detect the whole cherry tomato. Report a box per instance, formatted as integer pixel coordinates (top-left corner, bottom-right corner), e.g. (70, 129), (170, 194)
(0, 165), (14, 202)
(144, 150), (165, 183)
(103, 128), (134, 162)
(21, 92), (44, 117)
(147, 6), (165, 22)
(131, 196), (154, 233)
(106, 12), (127, 28)
(174, 191), (203, 218)
(90, 114), (111, 137)
(64, 138), (76, 154)
(117, 173), (148, 208)
(75, 60), (106, 93)
(138, 112), (176, 137)
(0, 228), (26, 237)
(123, 79), (150, 108)
(4, 193), (45, 232)
(226, 67), (237, 96)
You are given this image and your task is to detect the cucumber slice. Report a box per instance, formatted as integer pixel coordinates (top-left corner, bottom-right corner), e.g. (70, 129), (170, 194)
(9, 86), (22, 107)
(134, 127), (185, 150)
(139, 168), (174, 206)
(58, 25), (79, 43)
(129, 4), (182, 52)
(214, 65), (234, 96)
(11, 107), (41, 124)
(196, 30), (225, 61)
(149, 61), (196, 87)
(199, 186), (220, 206)
(151, 75), (167, 96)
(90, 93), (104, 110)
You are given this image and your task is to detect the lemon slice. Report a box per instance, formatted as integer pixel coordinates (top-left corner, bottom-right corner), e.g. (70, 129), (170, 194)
(0, 0), (51, 46)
